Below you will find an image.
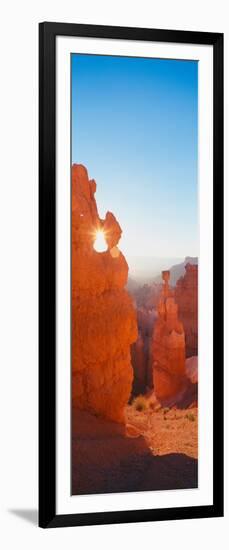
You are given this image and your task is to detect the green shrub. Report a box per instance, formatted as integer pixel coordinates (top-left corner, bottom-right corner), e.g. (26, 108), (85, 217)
(185, 413), (195, 422)
(132, 395), (148, 412)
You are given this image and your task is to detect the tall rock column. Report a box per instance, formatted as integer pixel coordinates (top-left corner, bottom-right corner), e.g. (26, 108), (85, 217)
(175, 263), (198, 357)
(152, 271), (186, 402)
(72, 164), (137, 423)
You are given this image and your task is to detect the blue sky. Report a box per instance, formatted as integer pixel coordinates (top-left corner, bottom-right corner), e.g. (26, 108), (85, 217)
(71, 54), (198, 270)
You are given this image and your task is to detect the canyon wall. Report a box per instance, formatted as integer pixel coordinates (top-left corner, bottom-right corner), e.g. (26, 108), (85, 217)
(152, 271), (186, 402)
(175, 263), (198, 357)
(72, 164), (137, 423)
(131, 307), (157, 395)
(128, 284), (160, 396)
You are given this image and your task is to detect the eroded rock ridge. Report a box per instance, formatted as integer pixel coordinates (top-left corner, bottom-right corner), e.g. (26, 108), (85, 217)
(72, 164), (137, 423)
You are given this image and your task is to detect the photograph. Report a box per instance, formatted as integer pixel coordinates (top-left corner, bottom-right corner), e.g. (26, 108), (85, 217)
(71, 53), (199, 496)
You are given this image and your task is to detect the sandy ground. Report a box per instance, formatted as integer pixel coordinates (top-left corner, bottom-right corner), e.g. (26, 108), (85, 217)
(126, 405), (198, 459)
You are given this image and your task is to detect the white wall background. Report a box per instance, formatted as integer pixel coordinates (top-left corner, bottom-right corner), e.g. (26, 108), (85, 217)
(0, 0), (228, 547)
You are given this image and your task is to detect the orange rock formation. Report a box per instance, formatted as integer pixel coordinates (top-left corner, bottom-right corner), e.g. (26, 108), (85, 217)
(152, 271), (186, 402)
(131, 333), (146, 395)
(72, 164), (137, 423)
(175, 263), (198, 357)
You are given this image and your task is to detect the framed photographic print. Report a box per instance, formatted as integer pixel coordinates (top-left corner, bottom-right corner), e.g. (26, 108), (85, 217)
(39, 22), (224, 528)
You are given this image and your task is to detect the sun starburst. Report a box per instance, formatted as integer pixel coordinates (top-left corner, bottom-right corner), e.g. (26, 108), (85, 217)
(93, 229), (107, 252)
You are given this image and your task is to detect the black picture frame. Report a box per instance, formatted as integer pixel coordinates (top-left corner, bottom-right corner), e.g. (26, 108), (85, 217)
(39, 22), (224, 528)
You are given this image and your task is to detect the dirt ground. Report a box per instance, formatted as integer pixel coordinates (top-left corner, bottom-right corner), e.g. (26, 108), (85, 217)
(72, 408), (198, 495)
(126, 405), (198, 459)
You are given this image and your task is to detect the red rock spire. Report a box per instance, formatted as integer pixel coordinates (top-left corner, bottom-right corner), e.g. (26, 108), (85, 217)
(152, 270), (186, 402)
(72, 164), (137, 423)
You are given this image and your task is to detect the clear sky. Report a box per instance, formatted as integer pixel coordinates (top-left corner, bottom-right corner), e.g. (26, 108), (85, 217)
(71, 54), (198, 272)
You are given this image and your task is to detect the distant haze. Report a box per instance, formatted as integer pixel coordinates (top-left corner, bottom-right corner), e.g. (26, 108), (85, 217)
(127, 255), (198, 284)
(127, 256), (183, 281)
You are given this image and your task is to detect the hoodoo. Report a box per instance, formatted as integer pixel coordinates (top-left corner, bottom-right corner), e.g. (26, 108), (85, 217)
(175, 263), (198, 357)
(72, 164), (137, 423)
(152, 270), (186, 402)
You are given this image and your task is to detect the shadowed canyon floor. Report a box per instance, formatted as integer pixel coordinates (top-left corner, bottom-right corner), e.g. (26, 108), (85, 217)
(72, 408), (198, 495)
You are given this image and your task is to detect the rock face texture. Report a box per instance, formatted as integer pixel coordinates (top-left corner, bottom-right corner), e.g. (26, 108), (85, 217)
(175, 263), (198, 358)
(128, 283), (161, 396)
(131, 308), (157, 395)
(186, 356), (198, 384)
(72, 164), (137, 423)
(152, 271), (186, 402)
(131, 333), (146, 395)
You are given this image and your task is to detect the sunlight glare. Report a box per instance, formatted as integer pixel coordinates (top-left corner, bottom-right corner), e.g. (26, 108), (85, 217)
(93, 230), (107, 252)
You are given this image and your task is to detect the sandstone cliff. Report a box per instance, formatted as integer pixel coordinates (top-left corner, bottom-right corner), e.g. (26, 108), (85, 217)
(72, 164), (137, 423)
(131, 308), (157, 395)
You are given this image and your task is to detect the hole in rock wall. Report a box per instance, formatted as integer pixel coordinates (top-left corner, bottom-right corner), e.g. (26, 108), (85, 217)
(93, 230), (107, 252)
